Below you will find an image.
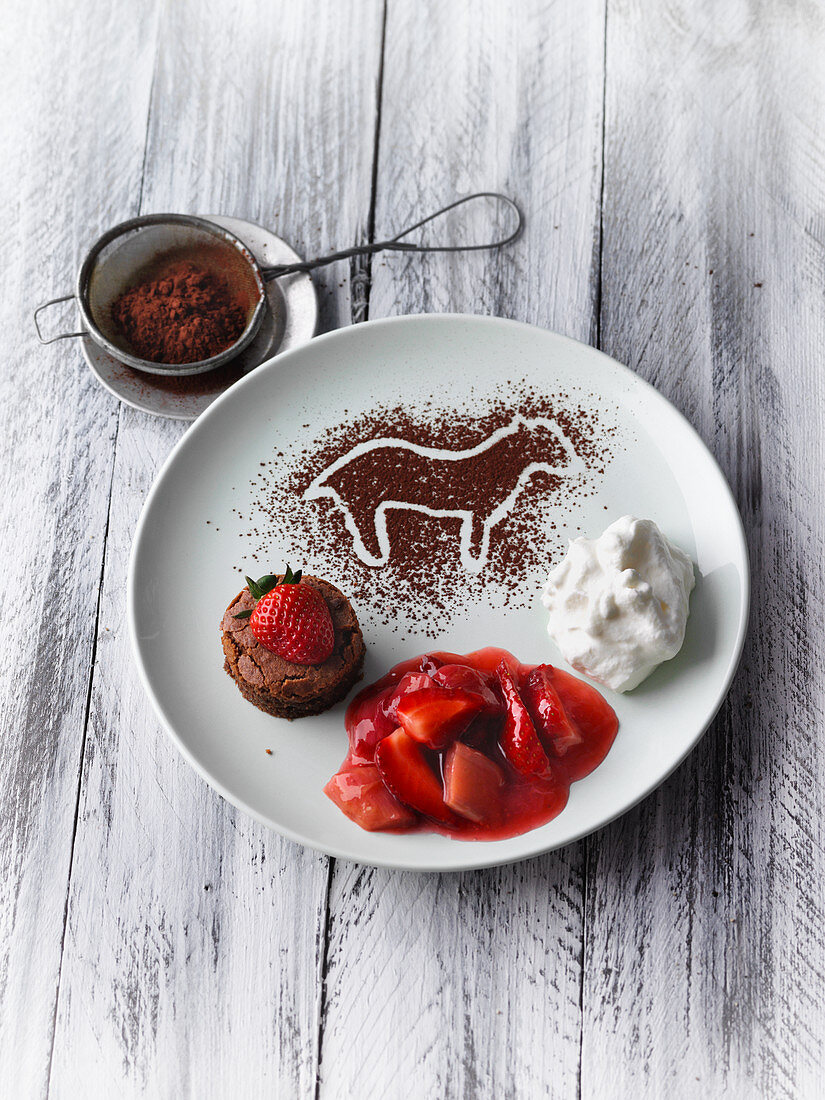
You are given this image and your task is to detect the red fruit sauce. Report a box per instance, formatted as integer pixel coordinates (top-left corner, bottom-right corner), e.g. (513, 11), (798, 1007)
(324, 647), (619, 842)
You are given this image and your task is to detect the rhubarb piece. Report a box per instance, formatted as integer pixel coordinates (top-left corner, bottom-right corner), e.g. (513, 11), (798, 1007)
(496, 661), (552, 777)
(443, 742), (505, 823)
(375, 728), (457, 824)
(521, 665), (583, 756)
(396, 687), (485, 750)
(324, 765), (418, 831)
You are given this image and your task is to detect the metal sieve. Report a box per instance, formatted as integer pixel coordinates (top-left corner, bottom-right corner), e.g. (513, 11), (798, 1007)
(34, 194), (523, 377)
(34, 213), (267, 376)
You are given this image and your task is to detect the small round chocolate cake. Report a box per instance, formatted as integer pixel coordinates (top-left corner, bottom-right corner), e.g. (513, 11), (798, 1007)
(221, 576), (365, 719)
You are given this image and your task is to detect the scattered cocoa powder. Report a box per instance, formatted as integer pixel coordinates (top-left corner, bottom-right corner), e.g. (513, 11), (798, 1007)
(233, 384), (621, 640)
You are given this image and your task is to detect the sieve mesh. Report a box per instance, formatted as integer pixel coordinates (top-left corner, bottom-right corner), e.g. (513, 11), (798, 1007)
(75, 214), (267, 376)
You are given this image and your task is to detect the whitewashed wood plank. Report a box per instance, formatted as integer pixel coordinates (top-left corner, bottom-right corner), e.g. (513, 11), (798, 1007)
(48, 1), (384, 1096)
(135, 0), (382, 337)
(582, 2), (825, 1097)
(0, 2), (160, 1094)
(369, 0), (605, 341)
(50, 408), (333, 1100)
(318, 2), (606, 1097)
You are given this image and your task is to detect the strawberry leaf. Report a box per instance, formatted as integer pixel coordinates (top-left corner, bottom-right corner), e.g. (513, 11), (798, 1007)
(243, 566), (304, 601)
(255, 574), (280, 595)
(245, 575), (264, 600)
(233, 609), (253, 619)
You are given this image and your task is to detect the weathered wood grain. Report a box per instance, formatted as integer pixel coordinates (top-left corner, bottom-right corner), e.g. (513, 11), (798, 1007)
(4, 1), (825, 1095)
(317, 2), (607, 1097)
(582, 2), (825, 1097)
(47, 406), (333, 1100)
(0, 2), (159, 1094)
(46, 1), (383, 1096)
(369, 0), (605, 339)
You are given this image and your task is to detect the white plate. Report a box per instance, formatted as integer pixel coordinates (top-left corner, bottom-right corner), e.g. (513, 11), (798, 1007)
(82, 216), (317, 420)
(129, 315), (749, 871)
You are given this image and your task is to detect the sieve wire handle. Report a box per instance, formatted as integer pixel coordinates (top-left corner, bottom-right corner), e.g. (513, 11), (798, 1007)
(259, 192), (523, 280)
(33, 295), (87, 344)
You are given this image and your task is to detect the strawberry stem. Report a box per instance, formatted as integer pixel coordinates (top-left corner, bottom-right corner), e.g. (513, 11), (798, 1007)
(239, 565), (305, 613)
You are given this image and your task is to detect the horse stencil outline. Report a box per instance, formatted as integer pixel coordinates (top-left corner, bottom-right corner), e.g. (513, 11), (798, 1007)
(304, 414), (586, 573)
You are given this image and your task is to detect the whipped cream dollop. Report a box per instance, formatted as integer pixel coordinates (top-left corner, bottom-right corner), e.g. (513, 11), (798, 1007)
(542, 516), (695, 692)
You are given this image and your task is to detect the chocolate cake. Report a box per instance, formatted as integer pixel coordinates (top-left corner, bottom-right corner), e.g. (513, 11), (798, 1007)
(221, 576), (365, 719)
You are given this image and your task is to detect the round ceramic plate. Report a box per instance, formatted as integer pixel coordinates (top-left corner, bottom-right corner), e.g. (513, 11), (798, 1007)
(129, 315), (749, 871)
(82, 215), (317, 420)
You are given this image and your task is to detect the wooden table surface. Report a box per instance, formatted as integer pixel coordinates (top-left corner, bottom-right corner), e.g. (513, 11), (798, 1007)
(2, 1), (823, 1096)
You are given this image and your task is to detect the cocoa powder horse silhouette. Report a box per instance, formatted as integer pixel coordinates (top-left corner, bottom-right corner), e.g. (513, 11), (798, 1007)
(304, 415), (585, 573)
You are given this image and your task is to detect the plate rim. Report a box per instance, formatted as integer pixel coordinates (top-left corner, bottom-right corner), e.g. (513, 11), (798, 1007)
(127, 312), (750, 871)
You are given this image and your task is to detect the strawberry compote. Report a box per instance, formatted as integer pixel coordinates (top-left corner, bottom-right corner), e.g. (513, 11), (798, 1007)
(324, 647), (618, 841)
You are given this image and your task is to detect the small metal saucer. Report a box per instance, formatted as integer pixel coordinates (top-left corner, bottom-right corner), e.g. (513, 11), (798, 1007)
(81, 216), (317, 420)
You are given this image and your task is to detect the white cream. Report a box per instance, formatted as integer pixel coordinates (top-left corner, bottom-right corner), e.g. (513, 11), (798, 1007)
(541, 516), (695, 692)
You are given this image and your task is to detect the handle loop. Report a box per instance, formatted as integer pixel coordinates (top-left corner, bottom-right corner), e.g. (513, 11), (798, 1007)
(261, 192), (523, 280)
(33, 295), (86, 344)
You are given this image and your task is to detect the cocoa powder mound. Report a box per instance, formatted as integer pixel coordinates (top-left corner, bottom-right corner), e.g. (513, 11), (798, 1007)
(112, 261), (247, 364)
(236, 385), (620, 638)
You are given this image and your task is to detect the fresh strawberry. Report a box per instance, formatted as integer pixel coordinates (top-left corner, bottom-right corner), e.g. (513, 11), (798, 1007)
(234, 566), (334, 665)
(323, 763), (418, 831)
(431, 664), (502, 711)
(375, 728), (457, 824)
(395, 687), (484, 749)
(521, 665), (583, 756)
(495, 661), (552, 778)
(443, 741), (504, 823)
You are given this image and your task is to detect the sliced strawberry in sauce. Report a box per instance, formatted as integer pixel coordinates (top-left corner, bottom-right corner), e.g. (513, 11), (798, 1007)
(459, 712), (499, 750)
(338, 647), (619, 840)
(375, 728), (457, 824)
(431, 664), (502, 711)
(443, 741), (505, 823)
(324, 764), (418, 831)
(346, 692), (399, 765)
(550, 669), (619, 782)
(521, 665), (583, 757)
(381, 671), (436, 725)
(496, 661), (552, 778)
(346, 671), (437, 765)
(396, 687), (485, 750)
(419, 653), (444, 676)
